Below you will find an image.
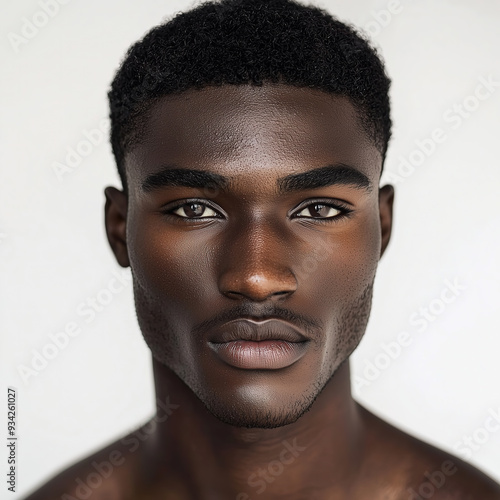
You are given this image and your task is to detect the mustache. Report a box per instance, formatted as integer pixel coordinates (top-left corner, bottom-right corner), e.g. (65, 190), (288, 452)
(192, 303), (321, 338)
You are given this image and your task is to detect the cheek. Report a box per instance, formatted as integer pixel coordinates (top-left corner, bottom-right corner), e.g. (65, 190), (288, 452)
(305, 209), (381, 303)
(341, 210), (381, 285)
(127, 211), (212, 306)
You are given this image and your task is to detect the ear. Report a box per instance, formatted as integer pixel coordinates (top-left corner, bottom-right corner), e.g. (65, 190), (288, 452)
(378, 184), (394, 259)
(104, 186), (130, 267)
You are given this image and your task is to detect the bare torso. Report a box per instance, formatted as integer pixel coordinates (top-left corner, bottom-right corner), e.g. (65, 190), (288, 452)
(23, 404), (500, 500)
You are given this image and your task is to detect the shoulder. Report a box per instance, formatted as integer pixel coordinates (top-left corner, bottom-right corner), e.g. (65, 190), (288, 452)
(358, 404), (500, 499)
(404, 449), (500, 500)
(404, 452), (500, 500)
(21, 425), (147, 500)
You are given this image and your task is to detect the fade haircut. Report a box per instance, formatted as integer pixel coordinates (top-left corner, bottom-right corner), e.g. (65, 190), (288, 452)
(108, 0), (392, 193)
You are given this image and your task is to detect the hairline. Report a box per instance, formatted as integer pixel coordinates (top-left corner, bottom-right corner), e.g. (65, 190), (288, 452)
(119, 82), (386, 193)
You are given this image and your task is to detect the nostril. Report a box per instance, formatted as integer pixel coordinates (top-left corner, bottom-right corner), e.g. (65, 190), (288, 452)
(219, 270), (298, 302)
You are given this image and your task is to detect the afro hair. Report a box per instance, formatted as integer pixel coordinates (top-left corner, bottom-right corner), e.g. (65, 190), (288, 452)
(108, 0), (392, 191)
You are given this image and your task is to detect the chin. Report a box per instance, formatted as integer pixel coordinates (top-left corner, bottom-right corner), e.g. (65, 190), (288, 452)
(191, 371), (333, 429)
(200, 397), (316, 429)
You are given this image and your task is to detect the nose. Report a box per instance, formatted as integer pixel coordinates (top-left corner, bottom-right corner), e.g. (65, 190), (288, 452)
(217, 220), (298, 302)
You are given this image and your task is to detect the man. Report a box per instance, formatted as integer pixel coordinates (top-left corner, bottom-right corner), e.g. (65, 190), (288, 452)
(24, 0), (500, 498)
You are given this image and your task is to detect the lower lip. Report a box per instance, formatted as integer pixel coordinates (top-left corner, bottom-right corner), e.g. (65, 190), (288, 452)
(208, 340), (309, 370)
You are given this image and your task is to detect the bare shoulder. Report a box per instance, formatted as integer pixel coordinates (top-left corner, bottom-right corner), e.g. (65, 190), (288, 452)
(21, 423), (150, 500)
(358, 404), (500, 499)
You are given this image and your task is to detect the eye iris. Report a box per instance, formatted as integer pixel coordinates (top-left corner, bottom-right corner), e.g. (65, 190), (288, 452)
(184, 203), (205, 217)
(310, 204), (332, 218)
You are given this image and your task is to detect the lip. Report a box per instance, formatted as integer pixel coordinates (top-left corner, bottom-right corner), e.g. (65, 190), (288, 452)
(208, 318), (309, 343)
(207, 318), (310, 370)
(209, 340), (309, 370)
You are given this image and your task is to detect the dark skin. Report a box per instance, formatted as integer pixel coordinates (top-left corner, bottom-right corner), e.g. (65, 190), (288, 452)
(25, 85), (500, 499)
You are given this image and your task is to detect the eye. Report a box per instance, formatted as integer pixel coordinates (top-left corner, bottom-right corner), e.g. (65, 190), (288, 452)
(294, 202), (348, 220)
(170, 202), (220, 219)
(163, 199), (351, 222)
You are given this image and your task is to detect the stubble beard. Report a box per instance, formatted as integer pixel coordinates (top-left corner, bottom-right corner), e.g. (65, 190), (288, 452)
(134, 276), (374, 429)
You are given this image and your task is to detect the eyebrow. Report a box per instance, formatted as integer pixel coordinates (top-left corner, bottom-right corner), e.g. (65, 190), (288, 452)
(141, 163), (372, 193)
(277, 164), (372, 193)
(142, 167), (228, 193)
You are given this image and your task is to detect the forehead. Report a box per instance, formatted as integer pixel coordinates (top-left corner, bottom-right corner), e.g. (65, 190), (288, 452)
(124, 84), (381, 193)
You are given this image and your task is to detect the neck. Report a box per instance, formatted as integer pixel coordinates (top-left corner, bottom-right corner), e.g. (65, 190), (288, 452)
(147, 357), (364, 498)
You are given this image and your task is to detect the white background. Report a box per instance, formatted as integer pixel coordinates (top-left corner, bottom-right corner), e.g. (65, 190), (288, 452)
(1, 0), (499, 497)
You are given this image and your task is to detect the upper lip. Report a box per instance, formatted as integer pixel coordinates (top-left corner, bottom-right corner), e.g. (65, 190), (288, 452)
(208, 317), (309, 343)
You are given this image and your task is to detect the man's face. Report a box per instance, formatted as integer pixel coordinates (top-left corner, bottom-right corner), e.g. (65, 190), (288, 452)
(106, 84), (393, 428)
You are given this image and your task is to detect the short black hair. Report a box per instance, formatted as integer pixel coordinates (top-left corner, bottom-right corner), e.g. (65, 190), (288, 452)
(108, 0), (392, 192)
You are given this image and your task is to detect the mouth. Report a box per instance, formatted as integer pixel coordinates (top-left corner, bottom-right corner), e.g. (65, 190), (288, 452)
(207, 318), (310, 370)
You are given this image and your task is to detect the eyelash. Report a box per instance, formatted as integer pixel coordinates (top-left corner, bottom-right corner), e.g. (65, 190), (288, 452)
(161, 198), (353, 224)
